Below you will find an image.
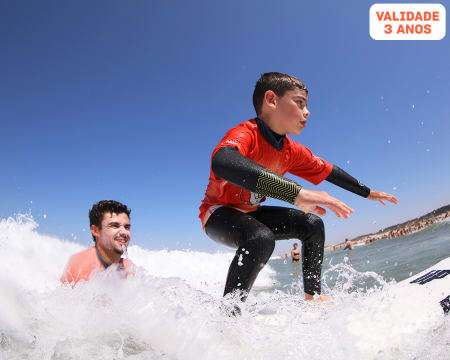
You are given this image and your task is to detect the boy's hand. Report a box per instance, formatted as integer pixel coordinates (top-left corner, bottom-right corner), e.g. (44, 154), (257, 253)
(367, 190), (398, 206)
(294, 189), (354, 219)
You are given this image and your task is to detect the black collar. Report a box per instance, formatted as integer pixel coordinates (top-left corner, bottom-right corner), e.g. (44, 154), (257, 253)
(95, 246), (111, 269)
(255, 117), (286, 151)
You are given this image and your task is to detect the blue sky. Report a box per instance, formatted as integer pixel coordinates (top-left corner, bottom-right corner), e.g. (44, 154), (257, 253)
(1, 0), (449, 253)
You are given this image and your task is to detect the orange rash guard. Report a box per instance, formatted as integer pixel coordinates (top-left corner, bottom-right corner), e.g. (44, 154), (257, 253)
(61, 246), (135, 287)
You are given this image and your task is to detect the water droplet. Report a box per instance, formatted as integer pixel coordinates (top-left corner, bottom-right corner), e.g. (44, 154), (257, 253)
(121, 244), (128, 259)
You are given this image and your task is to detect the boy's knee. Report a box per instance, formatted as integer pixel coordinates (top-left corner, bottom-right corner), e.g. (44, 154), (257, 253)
(290, 210), (325, 240)
(244, 227), (275, 264)
(306, 213), (325, 235)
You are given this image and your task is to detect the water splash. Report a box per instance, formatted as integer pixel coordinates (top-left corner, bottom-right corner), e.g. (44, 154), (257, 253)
(0, 215), (448, 359)
(121, 244), (128, 259)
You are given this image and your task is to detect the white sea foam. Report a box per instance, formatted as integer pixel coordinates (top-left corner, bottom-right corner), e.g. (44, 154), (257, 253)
(128, 246), (277, 297)
(0, 215), (448, 360)
(0, 214), (276, 295)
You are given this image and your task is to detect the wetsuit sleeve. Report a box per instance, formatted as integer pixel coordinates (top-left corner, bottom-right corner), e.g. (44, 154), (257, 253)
(288, 142), (333, 185)
(212, 146), (302, 204)
(325, 165), (371, 198)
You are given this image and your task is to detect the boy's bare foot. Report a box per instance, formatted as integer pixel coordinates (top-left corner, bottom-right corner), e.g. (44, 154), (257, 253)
(304, 293), (332, 303)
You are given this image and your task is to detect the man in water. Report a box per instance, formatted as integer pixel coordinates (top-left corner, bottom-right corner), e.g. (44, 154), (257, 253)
(343, 238), (353, 250)
(291, 243), (301, 263)
(61, 200), (135, 287)
(199, 72), (398, 305)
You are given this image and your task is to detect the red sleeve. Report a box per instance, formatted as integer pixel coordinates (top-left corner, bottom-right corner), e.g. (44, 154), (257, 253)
(288, 141), (333, 185)
(212, 125), (254, 158)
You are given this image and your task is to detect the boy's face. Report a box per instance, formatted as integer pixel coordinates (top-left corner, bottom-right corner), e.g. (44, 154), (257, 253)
(266, 88), (310, 135)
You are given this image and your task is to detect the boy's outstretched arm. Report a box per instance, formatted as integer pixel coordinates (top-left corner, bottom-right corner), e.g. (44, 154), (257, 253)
(212, 146), (354, 218)
(325, 165), (398, 205)
(367, 190), (399, 205)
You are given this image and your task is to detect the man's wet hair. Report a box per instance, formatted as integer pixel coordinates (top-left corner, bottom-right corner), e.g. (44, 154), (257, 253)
(253, 72), (308, 116)
(89, 200), (131, 243)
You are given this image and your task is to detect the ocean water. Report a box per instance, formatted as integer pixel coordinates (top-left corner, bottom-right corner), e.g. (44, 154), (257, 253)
(269, 218), (450, 295)
(0, 215), (449, 360)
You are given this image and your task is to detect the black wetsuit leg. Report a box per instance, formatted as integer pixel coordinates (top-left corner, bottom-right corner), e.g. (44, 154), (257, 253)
(250, 206), (325, 296)
(204, 205), (325, 300)
(205, 206), (276, 301)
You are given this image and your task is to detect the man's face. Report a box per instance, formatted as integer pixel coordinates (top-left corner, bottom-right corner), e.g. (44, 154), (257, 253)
(271, 88), (310, 135)
(92, 212), (131, 255)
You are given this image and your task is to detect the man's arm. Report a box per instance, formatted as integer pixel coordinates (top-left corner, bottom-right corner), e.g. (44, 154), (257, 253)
(61, 259), (77, 287)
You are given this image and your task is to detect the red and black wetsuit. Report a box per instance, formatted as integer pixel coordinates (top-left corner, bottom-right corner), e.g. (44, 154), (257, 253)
(200, 117), (370, 301)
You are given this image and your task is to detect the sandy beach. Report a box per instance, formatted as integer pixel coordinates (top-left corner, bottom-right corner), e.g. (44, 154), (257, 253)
(325, 204), (450, 252)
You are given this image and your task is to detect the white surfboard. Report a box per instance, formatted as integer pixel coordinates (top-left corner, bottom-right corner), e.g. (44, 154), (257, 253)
(401, 257), (450, 314)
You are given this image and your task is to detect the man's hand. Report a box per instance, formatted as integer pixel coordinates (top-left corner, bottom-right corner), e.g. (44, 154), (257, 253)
(294, 189), (354, 218)
(367, 190), (398, 206)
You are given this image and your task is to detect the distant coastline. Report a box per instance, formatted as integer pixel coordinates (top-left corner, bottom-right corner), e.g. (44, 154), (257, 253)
(325, 204), (450, 252)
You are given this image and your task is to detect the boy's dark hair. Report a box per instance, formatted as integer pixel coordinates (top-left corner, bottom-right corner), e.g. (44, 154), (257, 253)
(89, 200), (131, 243)
(253, 72), (308, 116)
